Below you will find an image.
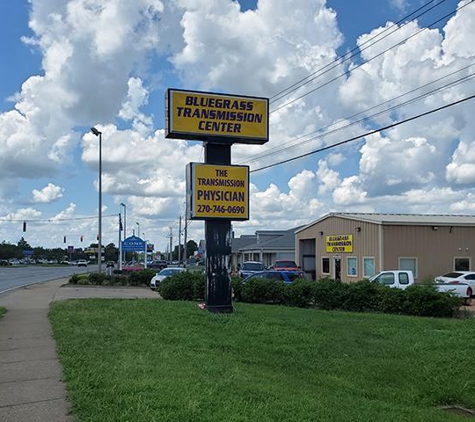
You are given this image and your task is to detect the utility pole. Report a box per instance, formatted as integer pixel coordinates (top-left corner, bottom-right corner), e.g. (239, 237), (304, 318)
(184, 218), (188, 266)
(168, 227), (173, 262)
(178, 216), (182, 264)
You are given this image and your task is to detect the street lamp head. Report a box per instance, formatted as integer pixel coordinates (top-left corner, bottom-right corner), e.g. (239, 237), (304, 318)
(120, 202), (126, 207)
(91, 127), (102, 136)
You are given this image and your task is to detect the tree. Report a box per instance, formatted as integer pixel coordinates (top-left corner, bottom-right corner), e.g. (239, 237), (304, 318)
(0, 241), (20, 260)
(17, 237), (31, 250)
(105, 243), (118, 262)
(186, 240), (198, 260)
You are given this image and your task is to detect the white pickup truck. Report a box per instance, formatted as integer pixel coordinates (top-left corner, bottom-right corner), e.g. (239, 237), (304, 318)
(369, 270), (472, 302)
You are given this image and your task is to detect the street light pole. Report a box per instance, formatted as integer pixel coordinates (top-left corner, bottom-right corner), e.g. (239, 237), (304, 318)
(120, 202), (127, 265)
(143, 233), (147, 269)
(136, 222), (140, 238)
(91, 127), (102, 274)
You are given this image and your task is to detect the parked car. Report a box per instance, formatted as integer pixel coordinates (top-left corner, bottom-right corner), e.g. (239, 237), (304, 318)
(148, 260), (168, 270)
(370, 270), (472, 302)
(106, 261), (115, 268)
(76, 259), (88, 267)
(435, 272), (475, 297)
(243, 270), (305, 284)
(271, 260), (300, 271)
(150, 267), (186, 290)
(239, 261), (265, 278)
(0, 259), (11, 266)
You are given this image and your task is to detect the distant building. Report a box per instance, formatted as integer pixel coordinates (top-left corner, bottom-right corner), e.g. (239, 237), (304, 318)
(296, 213), (475, 282)
(231, 227), (302, 270)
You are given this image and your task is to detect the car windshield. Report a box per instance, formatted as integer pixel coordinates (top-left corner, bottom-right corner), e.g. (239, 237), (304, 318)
(159, 269), (177, 276)
(242, 262), (264, 271)
(275, 261), (297, 267)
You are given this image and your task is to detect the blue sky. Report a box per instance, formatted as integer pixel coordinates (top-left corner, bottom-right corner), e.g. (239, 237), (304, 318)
(0, 0), (474, 252)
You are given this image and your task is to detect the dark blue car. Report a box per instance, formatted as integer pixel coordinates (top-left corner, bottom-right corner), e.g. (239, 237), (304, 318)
(242, 270), (305, 284)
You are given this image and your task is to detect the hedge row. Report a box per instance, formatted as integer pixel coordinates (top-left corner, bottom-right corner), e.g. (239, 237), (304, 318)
(233, 277), (463, 318)
(165, 275), (462, 318)
(69, 269), (157, 287)
(69, 270), (463, 318)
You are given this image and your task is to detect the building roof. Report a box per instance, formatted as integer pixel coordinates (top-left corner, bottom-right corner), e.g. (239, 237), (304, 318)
(231, 234), (257, 253)
(296, 213), (475, 233)
(238, 226), (303, 251)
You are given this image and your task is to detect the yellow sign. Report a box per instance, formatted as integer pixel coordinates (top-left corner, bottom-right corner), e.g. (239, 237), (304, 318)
(326, 235), (353, 253)
(187, 163), (249, 220)
(166, 89), (268, 144)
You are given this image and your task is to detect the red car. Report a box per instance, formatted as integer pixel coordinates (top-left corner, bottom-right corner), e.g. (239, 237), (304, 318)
(272, 260), (300, 271)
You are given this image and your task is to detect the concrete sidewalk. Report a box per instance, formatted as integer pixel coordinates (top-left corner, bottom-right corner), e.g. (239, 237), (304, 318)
(0, 280), (158, 422)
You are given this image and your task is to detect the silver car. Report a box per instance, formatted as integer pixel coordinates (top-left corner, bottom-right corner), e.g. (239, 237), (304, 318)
(150, 267), (186, 290)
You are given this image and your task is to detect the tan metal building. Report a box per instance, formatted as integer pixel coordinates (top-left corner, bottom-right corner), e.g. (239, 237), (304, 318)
(295, 213), (475, 282)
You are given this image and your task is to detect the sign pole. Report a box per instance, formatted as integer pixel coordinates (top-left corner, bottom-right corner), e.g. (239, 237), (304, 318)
(165, 88), (269, 314)
(204, 142), (233, 313)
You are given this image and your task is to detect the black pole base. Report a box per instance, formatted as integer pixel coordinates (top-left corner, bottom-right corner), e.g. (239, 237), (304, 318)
(206, 304), (234, 313)
(205, 218), (233, 314)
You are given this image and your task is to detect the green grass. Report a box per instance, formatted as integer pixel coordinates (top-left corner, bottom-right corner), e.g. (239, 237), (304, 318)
(0, 307), (5, 319)
(49, 300), (475, 422)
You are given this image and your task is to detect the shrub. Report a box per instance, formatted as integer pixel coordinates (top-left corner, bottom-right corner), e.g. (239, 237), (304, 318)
(192, 272), (206, 300)
(113, 275), (129, 286)
(377, 286), (407, 315)
(241, 277), (285, 304)
(401, 284), (463, 318)
(231, 276), (244, 301)
(159, 272), (195, 301)
(283, 280), (316, 308)
(128, 269), (156, 287)
(313, 278), (347, 310)
(340, 280), (381, 313)
(68, 273), (89, 285)
(69, 274), (80, 285)
(88, 272), (108, 285)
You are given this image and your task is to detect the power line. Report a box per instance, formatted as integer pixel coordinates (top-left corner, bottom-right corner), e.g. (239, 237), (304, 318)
(241, 63), (475, 166)
(270, 0), (474, 114)
(270, 0), (447, 104)
(250, 93), (475, 173)
(0, 214), (119, 223)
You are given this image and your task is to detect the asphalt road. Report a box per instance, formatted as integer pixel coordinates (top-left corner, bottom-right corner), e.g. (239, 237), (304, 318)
(0, 266), (91, 295)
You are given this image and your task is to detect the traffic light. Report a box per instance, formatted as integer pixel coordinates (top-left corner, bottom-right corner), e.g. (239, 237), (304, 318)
(80, 235), (84, 242)
(23, 221), (26, 232)
(63, 236), (66, 243)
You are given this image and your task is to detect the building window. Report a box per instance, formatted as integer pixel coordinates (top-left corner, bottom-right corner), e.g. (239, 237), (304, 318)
(347, 257), (357, 277)
(322, 257), (330, 274)
(399, 257), (417, 278)
(363, 257), (375, 278)
(454, 257), (470, 271)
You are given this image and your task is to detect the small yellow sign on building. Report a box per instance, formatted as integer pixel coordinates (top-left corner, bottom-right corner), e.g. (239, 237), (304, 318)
(187, 163), (249, 220)
(166, 89), (268, 144)
(326, 235), (353, 253)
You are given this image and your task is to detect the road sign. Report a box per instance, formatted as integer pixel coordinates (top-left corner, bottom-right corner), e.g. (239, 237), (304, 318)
(122, 236), (146, 252)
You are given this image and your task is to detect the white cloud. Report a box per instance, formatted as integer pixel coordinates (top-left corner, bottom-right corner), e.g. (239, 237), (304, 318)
(2, 0), (475, 249)
(317, 159), (340, 195)
(333, 176), (367, 205)
(32, 183), (64, 203)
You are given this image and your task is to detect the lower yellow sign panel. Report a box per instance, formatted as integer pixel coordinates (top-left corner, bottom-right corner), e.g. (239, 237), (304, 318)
(187, 163), (249, 220)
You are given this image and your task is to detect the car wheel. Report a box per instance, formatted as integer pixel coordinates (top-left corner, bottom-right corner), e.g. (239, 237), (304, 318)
(468, 287), (473, 298)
